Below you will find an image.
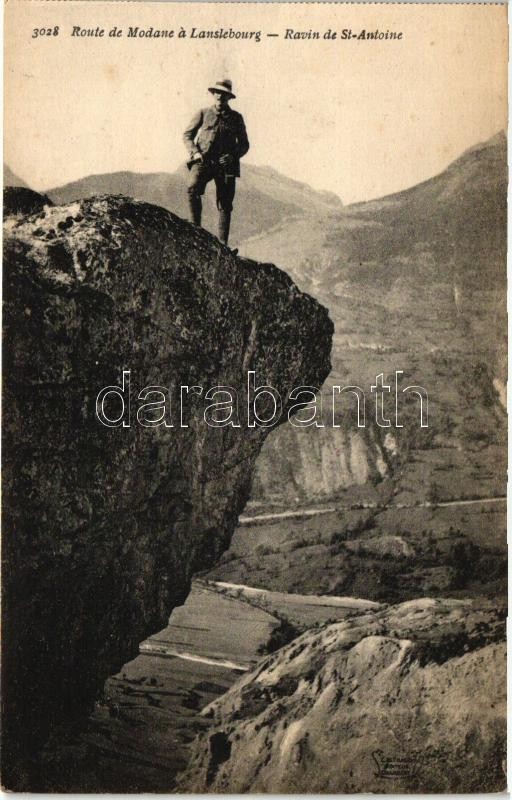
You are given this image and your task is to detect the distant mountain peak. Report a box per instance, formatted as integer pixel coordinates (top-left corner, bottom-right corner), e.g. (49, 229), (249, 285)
(4, 164), (29, 189)
(243, 162), (343, 210)
(461, 129), (506, 156)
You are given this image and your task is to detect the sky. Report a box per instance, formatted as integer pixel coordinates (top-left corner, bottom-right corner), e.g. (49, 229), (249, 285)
(4, 2), (507, 204)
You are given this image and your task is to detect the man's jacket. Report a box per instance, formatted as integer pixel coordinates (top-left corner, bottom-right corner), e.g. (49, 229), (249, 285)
(183, 105), (249, 177)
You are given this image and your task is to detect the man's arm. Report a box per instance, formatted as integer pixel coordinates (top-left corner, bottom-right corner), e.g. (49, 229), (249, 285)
(183, 109), (204, 157)
(237, 115), (249, 159)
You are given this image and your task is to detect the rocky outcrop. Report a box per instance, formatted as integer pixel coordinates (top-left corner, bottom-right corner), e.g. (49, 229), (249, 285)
(251, 421), (393, 504)
(181, 598), (506, 793)
(4, 185), (53, 217)
(2, 193), (333, 789)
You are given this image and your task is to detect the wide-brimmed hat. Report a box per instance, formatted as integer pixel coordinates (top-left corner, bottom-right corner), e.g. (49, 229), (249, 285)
(208, 79), (236, 99)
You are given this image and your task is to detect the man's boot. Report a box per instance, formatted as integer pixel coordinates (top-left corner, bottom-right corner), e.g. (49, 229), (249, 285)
(188, 193), (202, 226)
(218, 209), (231, 245)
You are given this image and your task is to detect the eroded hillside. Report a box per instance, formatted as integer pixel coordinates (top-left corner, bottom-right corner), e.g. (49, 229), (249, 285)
(241, 133), (507, 507)
(180, 596), (506, 793)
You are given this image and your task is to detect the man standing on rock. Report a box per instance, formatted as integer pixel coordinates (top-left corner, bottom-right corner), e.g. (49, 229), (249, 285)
(184, 79), (249, 246)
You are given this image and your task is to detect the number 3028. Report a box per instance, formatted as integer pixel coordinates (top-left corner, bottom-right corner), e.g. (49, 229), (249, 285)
(32, 26), (60, 38)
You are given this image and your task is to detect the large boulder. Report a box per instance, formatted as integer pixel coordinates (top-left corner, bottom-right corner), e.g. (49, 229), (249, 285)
(2, 195), (333, 789)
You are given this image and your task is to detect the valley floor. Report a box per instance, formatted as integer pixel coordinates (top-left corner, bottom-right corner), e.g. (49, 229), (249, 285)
(48, 478), (506, 791)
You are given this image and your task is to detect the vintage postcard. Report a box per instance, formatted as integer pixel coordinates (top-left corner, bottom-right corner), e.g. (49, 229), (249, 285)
(2, 0), (508, 793)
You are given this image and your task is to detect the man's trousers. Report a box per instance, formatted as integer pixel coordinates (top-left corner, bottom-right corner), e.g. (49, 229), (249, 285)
(187, 161), (236, 245)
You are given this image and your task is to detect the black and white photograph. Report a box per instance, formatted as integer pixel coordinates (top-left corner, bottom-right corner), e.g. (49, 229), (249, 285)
(2, 0), (508, 793)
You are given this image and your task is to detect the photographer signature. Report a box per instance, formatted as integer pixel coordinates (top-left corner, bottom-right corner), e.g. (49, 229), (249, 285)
(372, 749), (423, 780)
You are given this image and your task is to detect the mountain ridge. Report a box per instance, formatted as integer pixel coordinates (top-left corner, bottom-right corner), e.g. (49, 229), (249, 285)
(33, 163), (342, 244)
